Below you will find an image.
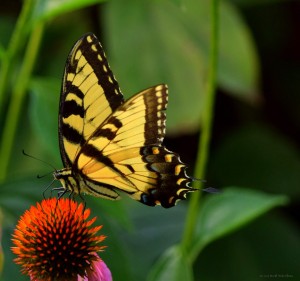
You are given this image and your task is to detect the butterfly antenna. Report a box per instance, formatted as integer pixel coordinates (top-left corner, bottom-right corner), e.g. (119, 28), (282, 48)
(203, 186), (220, 194)
(50, 187), (67, 198)
(190, 176), (207, 183)
(37, 171), (54, 179)
(77, 191), (87, 211)
(190, 177), (220, 193)
(22, 149), (57, 171)
(58, 189), (68, 199)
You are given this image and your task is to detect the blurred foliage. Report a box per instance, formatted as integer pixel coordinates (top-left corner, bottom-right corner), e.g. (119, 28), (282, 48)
(0, 209), (3, 275)
(0, 0), (299, 280)
(104, 0), (259, 133)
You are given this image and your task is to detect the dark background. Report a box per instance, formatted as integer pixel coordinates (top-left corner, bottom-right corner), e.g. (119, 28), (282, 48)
(0, 1), (299, 280)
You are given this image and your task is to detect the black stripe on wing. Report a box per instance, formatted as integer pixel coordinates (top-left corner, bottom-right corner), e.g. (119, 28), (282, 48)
(143, 85), (167, 145)
(79, 143), (134, 187)
(139, 145), (195, 208)
(59, 33), (124, 167)
(80, 34), (124, 110)
(61, 123), (84, 145)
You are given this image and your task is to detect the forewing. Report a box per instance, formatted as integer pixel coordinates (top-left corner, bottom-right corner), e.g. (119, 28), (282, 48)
(59, 33), (124, 167)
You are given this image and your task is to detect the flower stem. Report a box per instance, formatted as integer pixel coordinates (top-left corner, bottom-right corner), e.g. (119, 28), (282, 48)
(0, 24), (45, 182)
(0, 0), (35, 115)
(181, 0), (219, 256)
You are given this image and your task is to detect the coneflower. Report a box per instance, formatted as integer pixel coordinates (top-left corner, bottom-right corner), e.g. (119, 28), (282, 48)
(11, 198), (112, 281)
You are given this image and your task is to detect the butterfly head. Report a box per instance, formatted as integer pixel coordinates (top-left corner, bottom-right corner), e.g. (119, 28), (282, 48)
(53, 168), (75, 192)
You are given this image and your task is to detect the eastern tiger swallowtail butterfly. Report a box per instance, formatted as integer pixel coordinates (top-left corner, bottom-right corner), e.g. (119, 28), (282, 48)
(53, 33), (196, 208)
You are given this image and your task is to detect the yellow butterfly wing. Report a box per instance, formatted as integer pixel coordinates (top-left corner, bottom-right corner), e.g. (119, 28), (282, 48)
(59, 33), (124, 167)
(75, 84), (194, 207)
(56, 33), (195, 208)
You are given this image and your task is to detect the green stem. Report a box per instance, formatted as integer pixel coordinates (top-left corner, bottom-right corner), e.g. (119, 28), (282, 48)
(0, 0), (35, 115)
(0, 24), (45, 182)
(181, 0), (219, 256)
(0, 207), (3, 273)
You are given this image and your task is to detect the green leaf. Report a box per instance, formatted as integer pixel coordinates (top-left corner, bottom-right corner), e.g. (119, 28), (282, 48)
(208, 125), (300, 197)
(104, 0), (259, 133)
(105, 0), (206, 133)
(87, 196), (133, 231)
(190, 187), (288, 261)
(147, 246), (193, 281)
(194, 212), (300, 281)
(28, 77), (60, 163)
(218, 1), (259, 97)
(185, 0), (260, 98)
(0, 208), (3, 275)
(0, 44), (4, 61)
(229, 0), (285, 7)
(2, 225), (28, 281)
(115, 201), (188, 280)
(32, 0), (106, 24)
(99, 224), (134, 281)
(0, 178), (46, 223)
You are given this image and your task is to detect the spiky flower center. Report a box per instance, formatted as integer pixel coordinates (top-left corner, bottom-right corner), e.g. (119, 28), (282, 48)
(12, 198), (106, 281)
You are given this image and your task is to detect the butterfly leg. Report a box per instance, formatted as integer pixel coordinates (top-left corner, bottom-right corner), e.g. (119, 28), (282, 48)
(42, 178), (56, 199)
(72, 190), (86, 211)
(50, 187), (68, 199)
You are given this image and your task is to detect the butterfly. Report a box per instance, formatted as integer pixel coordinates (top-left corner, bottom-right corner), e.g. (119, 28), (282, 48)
(53, 33), (196, 208)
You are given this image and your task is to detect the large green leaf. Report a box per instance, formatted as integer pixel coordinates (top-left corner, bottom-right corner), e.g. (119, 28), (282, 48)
(2, 225), (28, 281)
(0, 178), (47, 223)
(190, 187), (288, 261)
(120, 200), (188, 280)
(104, 0), (259, 133)
(87, 196), (133, 233)
(218, 1), (259, 97)
(0, 44), (4, 61)
(194, 212), (300, 281)
(86, 200), (134, 281)
(208, 125), (300, 197)
(31, 0), (106, 24)
(104, 0), (206, 133)
(186, 0), (260, 98)
(147, 246), (193, 281)
(229, 0), (285, 6)
(0, 208), (3, 275)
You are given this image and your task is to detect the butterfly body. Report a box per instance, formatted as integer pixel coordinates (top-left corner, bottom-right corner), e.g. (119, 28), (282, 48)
(56, 33), (195, 208)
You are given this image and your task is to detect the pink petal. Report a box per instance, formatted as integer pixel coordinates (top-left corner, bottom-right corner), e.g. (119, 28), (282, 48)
(78, 258), (112, 281)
